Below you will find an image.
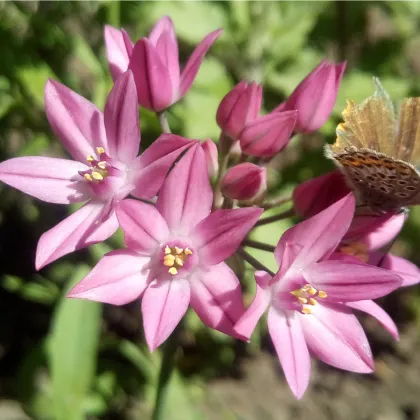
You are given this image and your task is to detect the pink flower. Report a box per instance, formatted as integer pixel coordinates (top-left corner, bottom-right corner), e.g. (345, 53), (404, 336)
(68, 144), (263, 351)
(221, 163), (266, 201)
(105, 16), (221, 112)
(216, 81), (262, 140)
(275, 60), (346, 133)
(0, 71), (193, 269)
(234, 194), (402, 399)
(201, 138), (218, 178)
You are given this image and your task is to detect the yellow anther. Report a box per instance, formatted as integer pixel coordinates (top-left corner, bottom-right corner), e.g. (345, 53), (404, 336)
(308, 298), (317, 306)
(318, 291), (327, 299)
(175, 257), (184, 266)
(301, 307), (312, 315)
(168, 267), (178, 275)
(164, 246), (171, 254)
(174, 246), (183, 255)
(84, 173), (92, 181)
(96, 147), (105, 155)
(307, 287), (317, 296)
(87, 155), (94, 162)
(163, 255), (175, 266)
(298, 297), (307, 304)
(184, 247), (193, 255)
(92, 171), (104, 181)
(98, 161), (107, 169)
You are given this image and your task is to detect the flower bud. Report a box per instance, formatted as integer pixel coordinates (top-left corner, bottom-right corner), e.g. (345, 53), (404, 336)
(202, 139), (218, 178)
(216, 81), (262, 140)
(221, 163), (266, 201)
(275, 60), (346, 133)
(293, 170), (349, 218)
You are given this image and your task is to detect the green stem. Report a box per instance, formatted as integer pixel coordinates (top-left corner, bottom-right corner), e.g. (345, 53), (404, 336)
(152, 324), (181, 420)
(255, 208), (295, 227)
(236, 248), (275, 276)
(242, 239), (275, 253)
(157, 111), (172, 134)
(262, 195), (292, 210)
(107, 1), (120, 27)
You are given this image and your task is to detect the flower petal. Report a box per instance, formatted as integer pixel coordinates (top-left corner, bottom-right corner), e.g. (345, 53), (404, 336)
(346, 300), (399, 341)
(0, 157), (87, 204)
(303, 260), (402, 302)
(234, 271), (272, 340)
(179, 29), (222, 98)
(301, 302), (374, 373)
(68, 249), (150, 305)
(268, 308), (311, 399)
(130, 134), (194, 199)
(190, 262), (246, 339)
(378, 253), (420, 287)
(129, 38), (173, 111)
(274, 193), (355, 269)
(142, 278), (190, 351)
(104, 25), (132, 80)
(45, 79), (107, 162)
(35, 201), (118, 269)
(156, 144), (212, 232)
(239, 111), (297, 157)
(104, 70), (140, 164)
(116, 199), (169, 255)
(193, 207), (263, 266)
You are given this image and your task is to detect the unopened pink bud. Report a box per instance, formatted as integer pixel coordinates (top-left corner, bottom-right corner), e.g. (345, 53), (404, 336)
(217, 81), (262, 140)
(221, 163), (266, 201)
(293, 170), (350, 218)
(276, 60), (346, 133)
(202, 139), (218, 178)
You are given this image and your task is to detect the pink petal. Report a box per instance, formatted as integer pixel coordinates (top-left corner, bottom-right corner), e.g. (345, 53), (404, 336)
(239, 111), (297, 157)
(156, 144), (212, 232)
(303, 260), (401, 302)
(268, 308), (311, 399)
(35, 201), (118, 269)
(179, 29), (223, 98)
(234, 271), (272, 340)
(68, 249), (150, 305)
(346, 300), (399, 341)
(202, 138), (218, 178)
(0, 157), (87, 204)
(129, 38), (174, 112)
(142, 278), (190, 351)
(130, 134), (194, 199)
(104, 70), (140, 164)
(116, 199), (169, 255)
(300, 302), (374, 373)
(274, 193), (355, 269)
(193, 207), (263, 266)
(149, 16), (180, 95)
(45, 79), (107, 162)
(345, 212), (406, 251)
(379, 253), (420, 287)
(190, 262), (246, 339)
(104, 25), (132, 80)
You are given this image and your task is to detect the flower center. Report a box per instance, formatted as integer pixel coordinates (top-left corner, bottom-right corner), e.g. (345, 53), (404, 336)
(339, 242), (369, 263)
(162, 245), (193, 275)
(290, 284), (327, 314)
(80, 147), (110, 183)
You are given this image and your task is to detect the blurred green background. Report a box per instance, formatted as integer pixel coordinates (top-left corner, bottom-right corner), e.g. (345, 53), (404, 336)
(1, 1), (420, 419)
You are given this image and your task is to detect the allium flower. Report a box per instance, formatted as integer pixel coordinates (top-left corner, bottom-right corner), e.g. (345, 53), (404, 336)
(105, 16), (222, 112)
(221, 162), (266, 201)
(68, 144), (263, 351)
(275, 60), (346, 133)
(216, 81), (262, 140)
(234, 194), (402, 399)
(0, 71), (192, 269)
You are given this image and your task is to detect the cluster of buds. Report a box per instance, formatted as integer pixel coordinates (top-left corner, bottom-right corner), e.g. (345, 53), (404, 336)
(0, 15), (418, 401)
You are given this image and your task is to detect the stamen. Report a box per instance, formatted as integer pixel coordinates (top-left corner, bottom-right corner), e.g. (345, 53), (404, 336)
(298, 297), (307, 304)
(84, 173), (92, 181)
(96, 147), (105, 155)
(98, 161), (107, 169)
(164, 246), (171, 254)
(168, 267), (178, 275)
(184, 248), (193, 255)
(318, 291), (327, 299)
(87, 155), (94, 162)
(92, 171), (104, 181)
(174, 246), (183, 255)
(175, 257), (184, 266)
(163, 255), (175, 266)
(301, 307), (312, 315)
(308, 298), (317, 306)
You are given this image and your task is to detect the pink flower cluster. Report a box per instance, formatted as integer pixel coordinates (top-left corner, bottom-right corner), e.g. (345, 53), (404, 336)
(0, 16), (418, 400)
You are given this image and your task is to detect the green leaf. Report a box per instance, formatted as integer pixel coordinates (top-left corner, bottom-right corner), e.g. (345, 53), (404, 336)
(47, 264), (102, 420)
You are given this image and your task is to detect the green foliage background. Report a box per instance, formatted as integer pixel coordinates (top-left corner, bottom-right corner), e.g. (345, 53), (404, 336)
(0, 1), (420, 419)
